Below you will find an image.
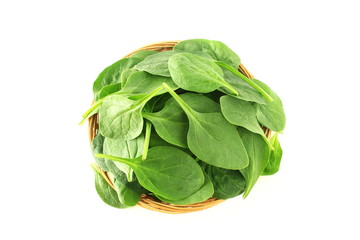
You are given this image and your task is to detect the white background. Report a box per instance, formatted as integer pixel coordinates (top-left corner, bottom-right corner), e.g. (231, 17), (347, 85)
(1, 0), (359, 239)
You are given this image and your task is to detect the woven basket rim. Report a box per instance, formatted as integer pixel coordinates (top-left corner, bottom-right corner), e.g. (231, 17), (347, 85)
(88, 40), (271, 214)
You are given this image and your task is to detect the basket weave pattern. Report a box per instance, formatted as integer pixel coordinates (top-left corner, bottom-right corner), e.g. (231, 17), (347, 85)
(88, 41), (270, 214)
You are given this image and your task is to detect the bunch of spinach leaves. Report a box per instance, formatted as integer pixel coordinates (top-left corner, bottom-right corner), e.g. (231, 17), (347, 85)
(81, 39), (285, 208)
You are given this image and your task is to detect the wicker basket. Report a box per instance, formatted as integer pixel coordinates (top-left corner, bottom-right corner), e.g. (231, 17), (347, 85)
(88, 41), (271, 214)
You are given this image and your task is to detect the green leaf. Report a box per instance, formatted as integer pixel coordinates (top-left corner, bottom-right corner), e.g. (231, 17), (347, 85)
(201, 162), (246, 199)
(98, 86), (162, 139)
(220, 69), (266, 104)
(253, 79), (286, 132)
(91, 164), (125, 208)
(262, 133), (283, 175)
(91, 134), (109, 172)
(134, 50), (213, 77)
(152, 93), (172, 112)
(163, 83), (249, 170)
(220, 95), (272, 148)
(113, 177), (141, 207)
(238, 128), (270, 198)
(148, 131), (193, 156)
(130, 50), (158, 60)
(173, 38), (241, 69)
(216, 61), (273, 102)
(104, 161), (143, 207)
(93, 57), (142, 101)
(157, 171), (214, 204)
(120, 71), (178, 97)
(168, 53), (238, 94)
(143, 93), (221, 148)
(98, 83), (122, 99)
(120, 68), (137, 88)
(96, 146), (205, 200)
(103, 133), (144, 181)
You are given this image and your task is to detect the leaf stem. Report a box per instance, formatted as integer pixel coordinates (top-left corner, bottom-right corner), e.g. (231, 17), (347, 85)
(140, 86), (163, 105)
(222, 81), (239, 96)
(142, 120), (152, 160)
(78, 98), (105, 125)
(162, 83), (194, 117)
(95, 154), (134, 167)
(215, 61), (273, 102)
(262, 135), (274, 151)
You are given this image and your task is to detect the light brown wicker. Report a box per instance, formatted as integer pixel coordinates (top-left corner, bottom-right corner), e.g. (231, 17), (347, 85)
(88, 41), (271, 214)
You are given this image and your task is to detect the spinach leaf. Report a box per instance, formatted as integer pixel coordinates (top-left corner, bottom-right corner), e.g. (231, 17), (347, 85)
(120, 68), (137, 88)
(168, 53), (238, 95)
(216, 61), (273, 102)
(104, 161), (143, 206)
(113, 177), (141, 207)
(173, 39), (241, 69)
(134, 50), (213, 77)
(91, 133), (109, 171)
(120, 71), (178, 97)
(130, 50), (158, 60)
(148, 131), (193, 156)
(91, 164), (126, 208)
(220, 95), (272, 148)
(98, 83), (122, 100)
(202, 162), (246, 199)
(143, 97), (188, 148)
(253, 79), (286, 132)
(103, 133), (144, 181)
(156, 171), (214, 205)
(238, 128), (270, 198)
(220, 69), (266, 104)
(143, 93), (221, 148)
(262, 133), (283, 175)
(98, 86), (162, 139)
(93, 57), (142, 101)
(96, 146), (205, 200)
(152, 93), (172, 112)
(163, 83), (249, 170)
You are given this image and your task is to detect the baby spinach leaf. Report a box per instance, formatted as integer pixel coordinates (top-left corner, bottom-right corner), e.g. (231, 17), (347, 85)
(253, 79), (286, 132)
(238, 128), (270, 198)
(93, 57), (142, 101)
(99, 86), (162, 139)
(130, 50), (158, 60)
(113, 177), (141, 207)
(163, 83), (249, 170)
(173, 39), (241, 69)
(98, 83), (122, 99)
(143, 93), (221, 148)
(152, 93), (172, 112)
(149, 131), (193, 156)
(104, 161), (143, 207)
(219, 69), (266, 104)
(262, 133), (283, 175)
(103, 133), (144, 181)
(156, 171), (214, 205)
(91, 133), (109, 172)
(216, 61), (273, 102)
(96, 146), (205, 200)
(143, 98), (188, 148)
(120, 71), (177, 97)
(202, 163), (246, 199)
(220, 95), (272, 148)
(168, 53), (238, 95)
(91, 164), (126, 208)
(134, 50), (213, 77)
(120, 68), (137, 88)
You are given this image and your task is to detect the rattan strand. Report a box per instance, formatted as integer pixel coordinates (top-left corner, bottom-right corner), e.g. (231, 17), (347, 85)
(88, 41), (271, 214)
